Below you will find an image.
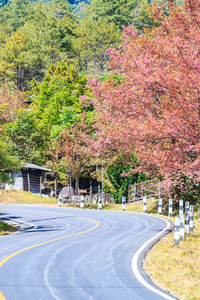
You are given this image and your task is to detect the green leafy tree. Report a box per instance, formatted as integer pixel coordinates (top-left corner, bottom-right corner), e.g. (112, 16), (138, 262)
(107, 162), (147, 203)
(49, 112), (93, 194)
(0, 5), (13, 35)
(4, 62), (89, 165)
(131, 0), (155, 31)
(45, 0), (72, 20)
(84, 0), (154, 30)
(18, 3), (77, 74)
(30, 0), (76, 64)
(0, 0), (77, 89)
(3, 110), (49, 165)
(56, 15), (77, 59)
(32, 16), (64, 65)
(0, 94), (21, 184)
(0, 140), (20, 184)
(0, 0), (72, 32)
(0, 30), (44, 90)
(37, 15), (76, 65)
(32, 61), (87, 133)
(0, 0), (34, 32)
(73, 18), (121, 74)
(9, 0), (34, 31)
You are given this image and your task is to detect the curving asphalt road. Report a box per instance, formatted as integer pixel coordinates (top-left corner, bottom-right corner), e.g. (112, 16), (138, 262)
(0, 205), (178, 300)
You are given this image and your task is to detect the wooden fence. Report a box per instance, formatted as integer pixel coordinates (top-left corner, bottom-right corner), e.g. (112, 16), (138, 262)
(128, 179), (160, 202)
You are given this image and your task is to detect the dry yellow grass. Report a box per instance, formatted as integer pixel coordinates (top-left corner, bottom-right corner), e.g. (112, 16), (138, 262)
(0, 190), (156, 212)
(0, 190), (57, 205)
(144, 211), (200, 300)
(104, 199), (156, 213)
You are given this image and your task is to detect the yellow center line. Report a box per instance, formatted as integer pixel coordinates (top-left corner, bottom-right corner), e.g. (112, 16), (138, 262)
(0, 291), (6, 300)
(0, 208), (100, 299)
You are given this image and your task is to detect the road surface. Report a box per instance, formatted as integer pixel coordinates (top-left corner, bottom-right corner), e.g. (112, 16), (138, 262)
(0, 205), (177, 300)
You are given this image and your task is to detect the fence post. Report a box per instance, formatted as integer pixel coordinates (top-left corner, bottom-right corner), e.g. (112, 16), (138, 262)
(122, 196), (126, 211)
(174, 216), (180, 245)
(143, 182), (145, 200)
(180, 214), (184, 240)
(40, 176), (42, 196)
(189, 205), (194, 231)
(27, 174), (30, 192)
(185, 212), (190, 235)
(158, 198), (162, 214)
(168, 198), (173, 217)
(143, 196), (147, 213)
(179, 199), (183, 216)
(80, 195), (84, 209)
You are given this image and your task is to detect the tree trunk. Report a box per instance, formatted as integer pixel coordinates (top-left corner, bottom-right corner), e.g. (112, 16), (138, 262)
(75, 176), (79, 195)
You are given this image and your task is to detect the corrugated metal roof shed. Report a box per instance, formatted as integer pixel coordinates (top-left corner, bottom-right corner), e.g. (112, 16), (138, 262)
(23, 163), (52, 172)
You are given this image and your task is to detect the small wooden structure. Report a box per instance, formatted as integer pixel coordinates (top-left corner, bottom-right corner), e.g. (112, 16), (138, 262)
(128, 179), (160, 202)
(5, 163), (52, 194)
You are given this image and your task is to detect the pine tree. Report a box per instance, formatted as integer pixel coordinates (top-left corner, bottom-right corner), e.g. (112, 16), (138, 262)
(73, 18), (121, 74)
(84, 0), (154, 30)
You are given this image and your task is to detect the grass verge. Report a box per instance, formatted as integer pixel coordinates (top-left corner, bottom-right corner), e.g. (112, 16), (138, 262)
(0, 190), (57, 205)
(144, 211), (200, 300)
(0, 190), (157, 212)
(0, 221), (17, 235)
(61, 198), (156, 212)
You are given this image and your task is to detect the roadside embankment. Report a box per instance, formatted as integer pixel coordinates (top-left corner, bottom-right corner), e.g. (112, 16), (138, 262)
(144, 211), (200, 300)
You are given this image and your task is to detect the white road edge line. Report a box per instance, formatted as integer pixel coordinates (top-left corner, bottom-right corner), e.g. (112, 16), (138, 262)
(18, 220), (37, 230)
(131, 216), (177, 300)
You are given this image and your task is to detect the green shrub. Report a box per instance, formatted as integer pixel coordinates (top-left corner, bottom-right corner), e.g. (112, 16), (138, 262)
(107, 162), (147, 203)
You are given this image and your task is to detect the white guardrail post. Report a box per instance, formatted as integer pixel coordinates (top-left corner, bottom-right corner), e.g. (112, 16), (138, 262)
(185, 212), (190, 235)
(180, 213), (184, 240)
(58, 194), (62, 207)
(179, 199), (183, 216)
(122, 196), (126, 211)
(143, 196), (147, 213)
(174, 216), (180, 245)
(80, 195), (84, 209)
(168, 198), (173, 217)
(98, 194), (102, 210)
(185, 201), (189, 213)
(158, 198), (162, 214)
(189, 205), (194, 231)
